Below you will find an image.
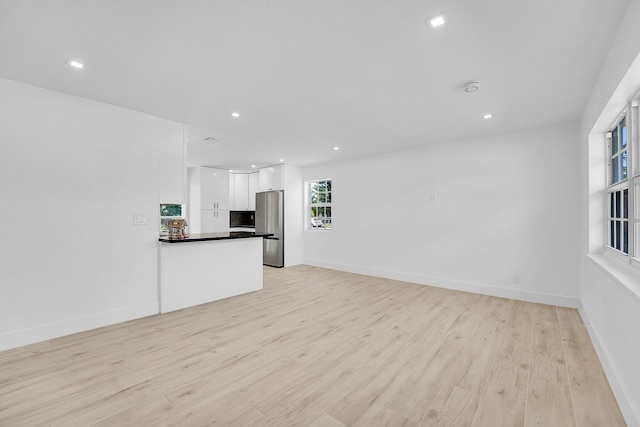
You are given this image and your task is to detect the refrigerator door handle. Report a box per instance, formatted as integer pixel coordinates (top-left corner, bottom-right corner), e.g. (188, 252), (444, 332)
(264, 236), (280, 240)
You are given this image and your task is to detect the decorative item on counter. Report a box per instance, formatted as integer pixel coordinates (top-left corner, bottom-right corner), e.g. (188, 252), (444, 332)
(168, 218), (188, 240)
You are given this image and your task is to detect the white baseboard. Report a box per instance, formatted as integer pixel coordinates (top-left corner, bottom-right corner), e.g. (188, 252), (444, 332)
(579, 306), (640, 427)
(0, 302), (159, 352)
(304, 259), (581, 308)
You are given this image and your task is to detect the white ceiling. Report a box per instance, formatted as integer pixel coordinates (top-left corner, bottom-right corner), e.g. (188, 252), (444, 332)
(0, 0), (630, 172)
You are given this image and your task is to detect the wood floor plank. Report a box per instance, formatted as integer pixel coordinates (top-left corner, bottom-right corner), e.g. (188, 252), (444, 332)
(556, 307), (591, 345)
(525, 376), (576, 427)
(0, 265), (625, 426)
(419, 385), (479, 427)
(529, 305), (568, 384)
(308, 412), (347, 427)
(471, 355), (528, 427)
(567, 364), (626, 426)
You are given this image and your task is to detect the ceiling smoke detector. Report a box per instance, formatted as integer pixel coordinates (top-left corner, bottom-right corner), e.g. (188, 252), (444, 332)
(203, 136), (217, 142)
(463, 81), (480, 93)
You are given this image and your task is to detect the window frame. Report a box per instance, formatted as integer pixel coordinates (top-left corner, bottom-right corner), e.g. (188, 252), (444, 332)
(159, 203), (185, 235)
(306, 179), (332, 230)
(606, 98), (639, 264)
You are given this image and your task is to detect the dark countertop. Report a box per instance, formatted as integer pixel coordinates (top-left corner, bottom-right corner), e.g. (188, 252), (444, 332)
(159, 231), (273, 243)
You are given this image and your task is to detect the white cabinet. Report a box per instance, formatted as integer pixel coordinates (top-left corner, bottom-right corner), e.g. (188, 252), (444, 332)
(188, 167), (230, 232)
(203, 167), (229, 210)
(234, 174), (249, 210)
(229, 175), (234, 209)
(214, 168), (230, 210)
(200, 167), (216, 209)
(258, 164), (284, 191)
(229, 173), (249, 211)
(229, 173), (254, 210)
(248, 172), (259, 210)
(200, 209), (229, 232)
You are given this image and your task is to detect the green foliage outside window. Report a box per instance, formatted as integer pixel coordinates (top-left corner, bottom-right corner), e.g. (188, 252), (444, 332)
(160, 204), (182, 217)
(309, 180), (332, 229)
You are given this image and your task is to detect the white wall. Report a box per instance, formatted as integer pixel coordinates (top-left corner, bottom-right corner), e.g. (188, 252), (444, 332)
(283, 164), (304, 267)
(0, 77), (182, 351)
(579, 1), (640, 424)
(304, 123), (580, 306)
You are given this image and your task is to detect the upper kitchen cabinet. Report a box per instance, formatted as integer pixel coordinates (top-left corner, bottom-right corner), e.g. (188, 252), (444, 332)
(230, 172), (259, 210)
(158, 121), (186, 204)
(259, 164), (284, 192)
(248, 172), (259, 210)
(214, 168), (230, 210)
(188, 167), (230, 211)
(231, 173), (250, 210)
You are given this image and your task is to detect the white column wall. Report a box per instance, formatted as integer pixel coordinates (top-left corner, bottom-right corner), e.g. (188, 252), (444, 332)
(304, 123), (581, 306)
(0, 78), (178, 351)
(283, 164), (304, 267)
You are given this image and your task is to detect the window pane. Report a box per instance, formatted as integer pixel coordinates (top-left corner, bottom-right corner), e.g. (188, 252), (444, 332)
(621, 119), (627, 148)
(623, 189), (628, 218)
(612, 157), (619, 184)
(622, 151), (627, 179)
(615, 221), (621, 250)
(326, 206), (331, 218)
(637, 183), (640, 219)
(327, 180), (332, 191)
(623, 221), (628, 254)
(327, 192), (332, 203)
(610, 193), (614, 218)
(615, 191), (621, 218)
(610, 221), (615, 247)
(318, 193), (326, 203)
(612, 128), (618, 155)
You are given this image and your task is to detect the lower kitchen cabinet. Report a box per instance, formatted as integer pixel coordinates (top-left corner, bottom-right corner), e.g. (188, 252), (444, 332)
(201, 209), (229, 232)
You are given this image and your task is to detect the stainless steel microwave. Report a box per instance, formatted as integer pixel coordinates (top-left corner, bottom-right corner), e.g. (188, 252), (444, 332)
(229, 210), (255, 228)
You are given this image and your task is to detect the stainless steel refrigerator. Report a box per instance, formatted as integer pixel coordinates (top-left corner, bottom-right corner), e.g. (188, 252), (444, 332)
(255, 190), (284, 267)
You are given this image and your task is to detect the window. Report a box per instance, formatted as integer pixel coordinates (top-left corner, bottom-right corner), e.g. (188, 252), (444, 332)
(608, 188), (628, 253)
(160, 204), (184, 234)
(606, 101), (639, 261)
(607, 117), (629, 254)
(610, 117), (628, 184)
(160, 204), (183, 217)
(308, 180), (332, 229)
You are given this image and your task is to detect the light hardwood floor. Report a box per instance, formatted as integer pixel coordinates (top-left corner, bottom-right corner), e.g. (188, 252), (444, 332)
(0, 265), (626, 426)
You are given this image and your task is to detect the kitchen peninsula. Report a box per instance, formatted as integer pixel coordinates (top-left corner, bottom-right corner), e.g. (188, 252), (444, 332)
(158, 231), (271, 313)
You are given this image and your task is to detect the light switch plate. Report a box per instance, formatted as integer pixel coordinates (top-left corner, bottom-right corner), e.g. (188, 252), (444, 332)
(133, 214), (147, 226)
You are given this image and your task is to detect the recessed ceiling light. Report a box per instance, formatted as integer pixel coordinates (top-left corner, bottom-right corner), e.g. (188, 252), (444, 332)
(333, 147), (340, 151)
(425, 13), (446, 30)
(279, 158), (285, 162)
(483, 114), (493, 119)
(251, 164), (256, 168)
(68, 60), (84, 69)
(231, 112), (240, 118)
